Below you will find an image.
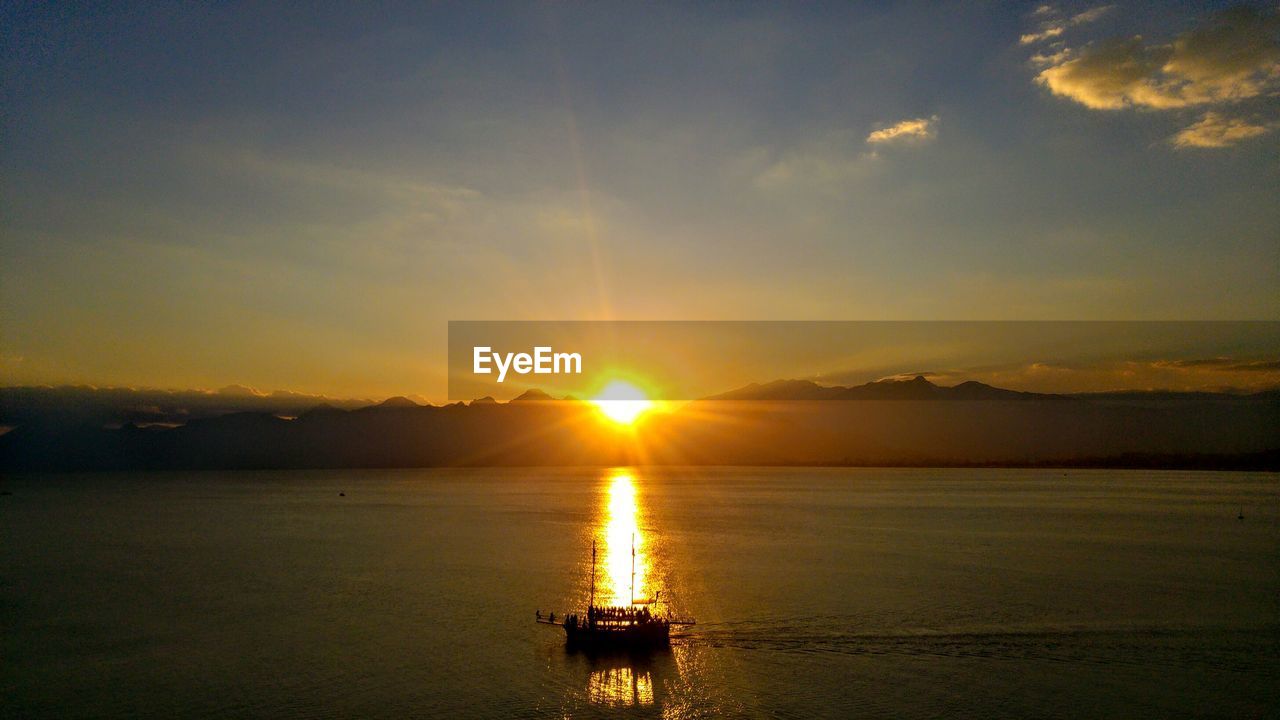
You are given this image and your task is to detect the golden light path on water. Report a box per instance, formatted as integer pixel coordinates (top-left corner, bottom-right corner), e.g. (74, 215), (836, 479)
(570, 469), (713, 714)
(587, 469), (660, 709)
(602, 470), (648, 606)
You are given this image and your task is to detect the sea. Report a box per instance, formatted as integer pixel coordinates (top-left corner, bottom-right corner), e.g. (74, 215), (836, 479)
(2, 467), (1277, 718)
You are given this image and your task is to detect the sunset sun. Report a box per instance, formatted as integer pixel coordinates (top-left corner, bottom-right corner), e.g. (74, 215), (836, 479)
(590, 380), (653, 425)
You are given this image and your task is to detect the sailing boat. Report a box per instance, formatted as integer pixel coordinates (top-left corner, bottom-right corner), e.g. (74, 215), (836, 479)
(537, 536), (695, 649)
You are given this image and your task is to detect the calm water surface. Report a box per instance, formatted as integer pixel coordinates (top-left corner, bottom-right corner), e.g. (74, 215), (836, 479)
(2, 468), (1278, 718)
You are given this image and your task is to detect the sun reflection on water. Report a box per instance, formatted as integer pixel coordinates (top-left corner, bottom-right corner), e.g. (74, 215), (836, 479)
(602, 470), (648, 606)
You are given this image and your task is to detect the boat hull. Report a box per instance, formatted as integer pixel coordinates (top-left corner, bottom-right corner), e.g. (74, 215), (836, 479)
(564, 620), (671, 649)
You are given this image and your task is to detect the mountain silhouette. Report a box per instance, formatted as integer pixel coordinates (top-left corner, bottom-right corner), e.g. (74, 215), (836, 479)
(706, 379), (846, 401)
(1, 379), (1276, 471)
(511, 389), (555, 402)
(376, 396), (420, 408)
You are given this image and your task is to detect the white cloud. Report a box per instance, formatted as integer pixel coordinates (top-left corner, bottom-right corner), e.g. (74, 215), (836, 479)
(1171, 112), (1274, 148)
(865, 115), (939, 145)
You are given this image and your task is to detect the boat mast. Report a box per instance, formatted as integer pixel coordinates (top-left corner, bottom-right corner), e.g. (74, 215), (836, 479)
(630, 532), (635, 606)
(590, 539), (597, 608)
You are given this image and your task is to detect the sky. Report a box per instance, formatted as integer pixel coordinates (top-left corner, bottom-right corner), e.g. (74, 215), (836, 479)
(2, 1), (1278, 400)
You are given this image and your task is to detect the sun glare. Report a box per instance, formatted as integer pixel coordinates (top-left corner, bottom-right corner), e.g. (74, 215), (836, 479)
(591, 381), (653, 425)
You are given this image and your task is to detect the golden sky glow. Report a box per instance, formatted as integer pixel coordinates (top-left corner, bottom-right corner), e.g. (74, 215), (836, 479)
(2, 5), (1278, 400)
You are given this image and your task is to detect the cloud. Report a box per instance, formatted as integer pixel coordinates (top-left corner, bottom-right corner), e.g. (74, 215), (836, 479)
(1034, 7), (1280, 110)
(750, 116), (943, 185)
(1029, 48), (1072, 67)
(753, 150), (876, 189)
(875, 371), (945, 382)
(1154, 357), (1236, 368)
(0, 385), (379, 429)
(1020, 4), (1113, 45)
(1154, 357), (1280, 371)
(1021, 26), (1065, 46)
(742, 131), (881, 190)
(217, 384), (267, 397)
(1070, 6), (1114, 25)
(870, 357), (1280, 394)
(1036, 38), (1171, 109)
(1172, 111), (1274, 148)
(808, 354), (1280, 394)
(222, 148), (483, 208)
(865, 115), (939, 145)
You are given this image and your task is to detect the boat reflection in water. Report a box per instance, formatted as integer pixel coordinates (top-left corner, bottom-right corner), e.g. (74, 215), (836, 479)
(544, 636), (685, 713)
(537, 470), (695, 651)
(585, 655), (660, 708)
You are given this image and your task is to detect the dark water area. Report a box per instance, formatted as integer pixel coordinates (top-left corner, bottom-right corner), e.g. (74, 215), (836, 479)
(2, 468), (1278, 718)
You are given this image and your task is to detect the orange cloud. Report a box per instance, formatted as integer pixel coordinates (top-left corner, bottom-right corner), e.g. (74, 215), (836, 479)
(866, 115), (939, 145)
(1172, 112), (1274, 148)
(1034, 7), (1280, 110)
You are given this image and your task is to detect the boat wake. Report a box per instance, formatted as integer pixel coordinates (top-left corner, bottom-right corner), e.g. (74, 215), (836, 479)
(680, 618), (1279, 670)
